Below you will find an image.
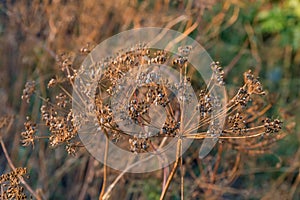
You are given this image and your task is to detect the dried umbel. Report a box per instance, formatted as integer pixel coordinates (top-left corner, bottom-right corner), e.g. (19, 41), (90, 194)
(210, 61), (225, 86)
(20, 96), (79, 154)
(72, 39), (214, 172)
(21, 81), (36, 103)
(21, 117), (36, 147)
(228, 112), (247, 134)
(0, 168), (28, 200)
(263, 118), (282, 134)
(40, 103), (77, 148)
(129, 136), (150, 153)
(19, 28), (286, 200)
(20, 28), (284, 169)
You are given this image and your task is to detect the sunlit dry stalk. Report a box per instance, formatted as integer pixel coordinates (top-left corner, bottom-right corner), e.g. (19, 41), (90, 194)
(160, 139), (182, 200)
(99, 131), (109, 200)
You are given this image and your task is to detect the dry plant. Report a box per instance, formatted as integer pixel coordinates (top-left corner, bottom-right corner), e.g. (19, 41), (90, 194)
(19, 42), (285, 199)
(0, 116), (42, 200)
(0, 167), (28, 199)
(0, 0), (297, 199)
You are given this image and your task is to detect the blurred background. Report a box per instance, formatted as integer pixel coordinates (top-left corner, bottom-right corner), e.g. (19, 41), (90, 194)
(0, 0), (299, 199)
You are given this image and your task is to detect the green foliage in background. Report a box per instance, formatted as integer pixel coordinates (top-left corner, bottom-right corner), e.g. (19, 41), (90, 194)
(257, 0), (300, 49)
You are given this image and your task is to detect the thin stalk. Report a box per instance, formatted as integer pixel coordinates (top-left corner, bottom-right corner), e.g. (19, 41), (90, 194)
(99, 131), (109, 200)
(184, 131), (266, 139)
(160, 139), (182, 200)
(180, 138), (184, 200)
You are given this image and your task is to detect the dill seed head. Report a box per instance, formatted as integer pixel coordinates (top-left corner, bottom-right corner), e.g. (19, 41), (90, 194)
(21, 81), (36, 103)
(20, 36), (285, 168)
(0, 168), (28, 200)
(65, 142), (80, 156)
(56, 93), (68, 108)
(211, 61), (225, 85)
(243, 70), (265, 95)
(263, 118), (282, 134)
(129, 136), (150, 153)
(21, 117), (36, 147)
(228, 113), (247, 134)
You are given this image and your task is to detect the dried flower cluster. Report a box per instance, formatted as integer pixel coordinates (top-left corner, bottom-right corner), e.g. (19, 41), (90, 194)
(263, 118), (282, 134)
(211, 61), (225, 86)
(0, 168), (28, 200)
(162, 119), (181, 136)
(21, 44), (283, 157)
(40, 104), (77, 148)
(17, 38), (288, 200)
(21, 81), (36, 103)
(129, 136), (149, 153)
(21, 117), (36, 147)
(228, 112), (247, 134)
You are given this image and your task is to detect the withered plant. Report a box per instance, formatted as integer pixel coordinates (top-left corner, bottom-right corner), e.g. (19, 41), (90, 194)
(0, 0), (298, 199)
(20, 43), (284, 199)
(0, 116), (42, 200)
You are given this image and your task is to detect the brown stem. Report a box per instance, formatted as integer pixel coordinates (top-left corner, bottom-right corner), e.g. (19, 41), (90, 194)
(160, 139), (182, 200)
(99, 132), (109, 200)
(180, 139), (184, 200)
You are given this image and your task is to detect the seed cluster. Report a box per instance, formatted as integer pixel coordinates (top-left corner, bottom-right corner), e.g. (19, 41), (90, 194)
(21, 81), (36, 103)
(102, 44), (168, 95)
(127, 84), (170, 125)
(65, 142), (81, 156)
(40, 104), (77, 148)
(211, 61), (225, 85)
(196, 89), (223, 128)
(55, 93), (68, 108)
(58, 53), (73, 72)
(263, 118), (282, 134)
(129, 136), (150, 153)
(243, 70), (265, 95)
(228, 113), (247, 134)
(231, 70), (265, 107)
(0, 168), (28, 200)
(233, 87), (250, 107)
(56, 53), (78, 83)
(95, 99), (114, 129)
(162, 119), (181, 136)
(21, 118), (36, 147)
(127, 99), (149, 124)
